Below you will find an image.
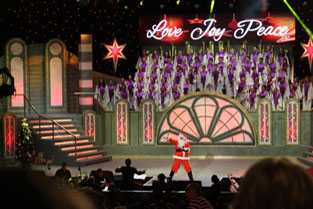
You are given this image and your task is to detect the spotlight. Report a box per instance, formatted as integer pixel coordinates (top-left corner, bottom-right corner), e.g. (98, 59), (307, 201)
(194, 4), (199, 9)
(176, 0), (180, 5)
(140, 0), (143, 6)
(229, 3), (234, 8)
(302, 1), (307, 7)
(124, 5), (129, 10)
(160, 4), (165, 9)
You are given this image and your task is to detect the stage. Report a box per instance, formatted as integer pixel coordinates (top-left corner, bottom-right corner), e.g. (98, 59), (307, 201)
(31, 156), (307, 187)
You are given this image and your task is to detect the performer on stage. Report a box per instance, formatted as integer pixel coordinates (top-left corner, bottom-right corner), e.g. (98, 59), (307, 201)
(302, 76), (313, 110)
(165, 132), (193, 181)
(94, 77), (106, 103)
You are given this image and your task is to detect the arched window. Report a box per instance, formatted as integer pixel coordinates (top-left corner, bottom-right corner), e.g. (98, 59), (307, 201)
(157, 93), (256, 145)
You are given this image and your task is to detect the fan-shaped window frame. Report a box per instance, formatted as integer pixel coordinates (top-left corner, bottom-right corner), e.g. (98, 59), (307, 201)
(156, 92), (256, 145)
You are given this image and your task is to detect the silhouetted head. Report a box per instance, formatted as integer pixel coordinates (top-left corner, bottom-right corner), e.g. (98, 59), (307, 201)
(125, 158), (131, 166)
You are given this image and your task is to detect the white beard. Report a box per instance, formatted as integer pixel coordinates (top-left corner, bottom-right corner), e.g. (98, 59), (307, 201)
(178, 138), (186, 148)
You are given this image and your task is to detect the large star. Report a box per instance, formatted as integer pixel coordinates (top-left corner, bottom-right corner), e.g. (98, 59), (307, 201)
(301, 38), (313, 70)
(102, 38), (127, 71)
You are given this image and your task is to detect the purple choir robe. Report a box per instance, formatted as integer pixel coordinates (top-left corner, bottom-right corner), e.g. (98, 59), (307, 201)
(140, 62), (147, 72)
(126, 80), (134, 97)
(188, 71), (196, 85)
(120, 89), (128, 99)
(217, 63), (225, 74)
(187, 53), (193, 65)
(183, 83), (191, 95)
(269, 62), (277, 73)
(148, 91), (155, 100)
(176, 55), (184, 65)
(136, 90), (144, 106)
(249, 93), (257, 107)
(244, 62), (252, 72)
(252, 52), (260, 65)
(259, 90), (268, 99)
(304, 82), (310, 100)
(150, 72), (157, 81)
(273, 92), (280, 108)
(252, 71), (259, 82)
(166, 63), (173, 73)
(236, 82), (246, 97)
(212, 70), (220, 87)
(175, 71), (182, 83)
(108, 85), (115, 101)
(193, 62), (201, 73)
(198, 54), (204, 63)
(227, 71), (234, 87)
(200, 71), (208, 87)
(207, 64), (214, 72)
(172, 91), (180, 100)
(265, 51), (272, 64)
(258, 63), (265, 73)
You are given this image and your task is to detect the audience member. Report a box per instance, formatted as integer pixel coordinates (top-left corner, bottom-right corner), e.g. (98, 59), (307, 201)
(55, 162), (72, 182)
(115, 158), (146, 189)
(185, 183), (213, 209)
(230, 158), (313, 209)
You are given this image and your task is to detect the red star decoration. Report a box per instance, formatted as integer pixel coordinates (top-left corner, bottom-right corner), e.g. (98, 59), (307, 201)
(187, 14), (204, 24)
(103, 38), (127, 71)
(301, 38), (313, 70)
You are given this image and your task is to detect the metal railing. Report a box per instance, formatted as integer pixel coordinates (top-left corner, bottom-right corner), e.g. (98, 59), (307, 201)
(16, 94), (79, 157)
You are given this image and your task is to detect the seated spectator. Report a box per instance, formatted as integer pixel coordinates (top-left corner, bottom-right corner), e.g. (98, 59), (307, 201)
(230, 158), (313, 209)
(115, 158), (146, 189)
(185, 183), (213, 209)
(153, 173), (167, 200)
(55, 162), (71, 182)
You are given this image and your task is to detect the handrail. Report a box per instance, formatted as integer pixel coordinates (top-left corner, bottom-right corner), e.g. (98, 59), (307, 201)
(15, 94), (79, 157)
(74, 91), (107, 112)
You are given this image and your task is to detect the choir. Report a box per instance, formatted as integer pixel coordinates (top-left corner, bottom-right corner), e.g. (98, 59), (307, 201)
(95, 45), (312, 111)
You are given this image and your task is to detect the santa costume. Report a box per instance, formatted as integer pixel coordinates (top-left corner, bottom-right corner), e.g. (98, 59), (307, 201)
(168, 132), (193, 181)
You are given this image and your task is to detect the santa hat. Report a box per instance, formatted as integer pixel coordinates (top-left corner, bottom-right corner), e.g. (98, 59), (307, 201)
(179, 132), (187, 139)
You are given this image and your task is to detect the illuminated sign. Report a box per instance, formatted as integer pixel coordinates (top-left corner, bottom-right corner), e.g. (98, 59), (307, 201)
(140, 14), (295, 44)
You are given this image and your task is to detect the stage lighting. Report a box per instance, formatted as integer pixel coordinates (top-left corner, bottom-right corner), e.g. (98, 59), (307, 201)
(140, 1), (143, 6)
(160, 4), (165, 9)
(229, 3), (234, 8)
(176, 0), (180, 5)
(302, 1), (307, 7)
(124, 5), (129, 10)
(194, 4), (199, 9)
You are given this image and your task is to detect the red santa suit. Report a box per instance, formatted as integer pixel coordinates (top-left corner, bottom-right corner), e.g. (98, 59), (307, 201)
(168, 133), (193, 181)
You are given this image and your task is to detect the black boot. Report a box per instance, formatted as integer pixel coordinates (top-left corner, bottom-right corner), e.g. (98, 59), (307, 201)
(168, 171), (174, 181)
(188, 171), (193, 181)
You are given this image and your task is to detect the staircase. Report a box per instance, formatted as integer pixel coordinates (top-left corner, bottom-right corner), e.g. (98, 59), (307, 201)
(298, 146), (313, 167)
(29, 116), (112, 166)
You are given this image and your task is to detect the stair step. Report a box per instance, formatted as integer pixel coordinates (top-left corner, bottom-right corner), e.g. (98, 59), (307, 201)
(54, 139), (90, 146)
(65, 146), (102, 155)
(41, 135), (93, 141)
(76, 155), (112, 166)
(61, 144), (94, 151)
(38, 131), (82, 137)
(304, 151), (313, 158)
(35, 129), (79, 134)
(298, 157), (313, 167)
(29, 119), (73, 124)
(31, 124), (76, 129)
(70, 150), (107, 158)
(308, 146), (313, 152)
(41, 134), (81, 140)
(68, 149), (100, 157)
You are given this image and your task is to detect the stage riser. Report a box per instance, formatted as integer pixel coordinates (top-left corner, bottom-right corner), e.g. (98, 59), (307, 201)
(96, 111), (313, 157)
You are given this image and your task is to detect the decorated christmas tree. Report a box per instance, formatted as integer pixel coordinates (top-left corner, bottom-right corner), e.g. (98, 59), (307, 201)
(15, 118), (35, 164)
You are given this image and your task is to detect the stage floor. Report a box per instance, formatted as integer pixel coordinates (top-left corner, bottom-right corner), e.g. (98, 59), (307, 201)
(32, 157), (307, 187)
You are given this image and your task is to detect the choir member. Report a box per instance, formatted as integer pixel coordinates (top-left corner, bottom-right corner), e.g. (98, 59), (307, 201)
(135, 66), (145, 83)
(272, 88), (284, 111)
(161, 68), (171, 83)
(277, 47), (288, 66)
(288, 84), (301, 100)
(239, 48), (247, 64)
(204, 48), (214, 65)
(207, 58), (214, 73)
(198, 65), (209, 91)
(230, 55), (239, 72)
(161, 50), (171, 67)
(148, 77), (157, 91)
(197, 48), (205, 64)
(228, 48), (237, 64)
(302, 76), (313, 110)
(250, 67), (261, 87)
(151, 49), (160, 65)
(268, 56), (278, 74)
(136, 49), (148, 70)
(175, 50), (185, 65)
(134, 84), (144, 111)
(180, 57), (188, 74)
(292, 77), (302, 100)
(182, 77), (193, 96)
(264, 45), (272, 65)
(186, 47), (194, 66)
(217, 57), (226, 75)
(118, 83), (128, 100)
(165, 57), (174, 73)
(94, 78), (106, 103)
(251, 46), (262, 66)
(105, 80), (116, 111)
(150, 59), (161, 75)
(224, 64), (235, 97)
(193, 57), (201, 73)
(243, 56), (253, 73)
(171, 86), (181, 103)
(157, 86), (170, 111)
(174, 65), (183, 84)
(259, 85), (271, 100)
(147, 86), (156, 101)
(187, 66), (197, 86)
(236, 77), (249, 109)
(126, 75), (135, 109)
(149, 68), (158, 83)
(248, 87), (257, 111)
(136, 76), (145, 91)
(212, 64), (223, 93)
(257, 57), (267, 82)
(280, 58), (290, 78)
(159, 77), (169, 92)
(253, 77), (262, 94)
(215, 46), (227, 64)
(139, 56), (148, 72)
